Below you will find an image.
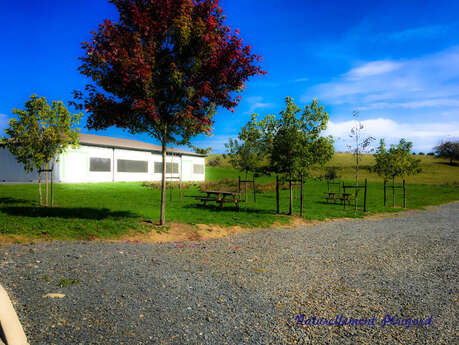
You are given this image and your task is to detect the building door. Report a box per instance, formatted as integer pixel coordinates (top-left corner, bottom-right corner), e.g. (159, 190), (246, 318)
(181, 159), (193, 181)
(62, 151), (88, 182)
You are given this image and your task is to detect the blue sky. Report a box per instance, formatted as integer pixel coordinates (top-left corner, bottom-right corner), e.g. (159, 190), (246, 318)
(1, 0), (458, 153)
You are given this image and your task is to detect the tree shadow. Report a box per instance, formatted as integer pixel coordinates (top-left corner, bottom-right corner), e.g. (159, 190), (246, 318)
(434, 161), (458, 167)
(0, 197), (33, 205)
(182, 203), (276, 215)
(0, 206), (138, 220)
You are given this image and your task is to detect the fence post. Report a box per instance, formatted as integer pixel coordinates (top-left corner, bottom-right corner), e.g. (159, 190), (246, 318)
(289, 178), (293, 215)
(300, 173), (304, 217)
(342, 182), (346, 209)
(384, 180), (386, 206)
(392, 177), (395, 207)
(276, 175), (279, 214)
(253, 176), (256, 203)
(179, 176), (182, 201)
(238, 176), (241, 195)
(363, 178), (367, 212)
(403, 179), (406, 208)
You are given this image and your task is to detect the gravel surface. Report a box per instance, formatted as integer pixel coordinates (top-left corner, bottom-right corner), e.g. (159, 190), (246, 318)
(1, 203), (458, 345)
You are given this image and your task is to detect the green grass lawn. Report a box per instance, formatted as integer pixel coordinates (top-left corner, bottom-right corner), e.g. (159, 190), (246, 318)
(1, 175), (458, 241)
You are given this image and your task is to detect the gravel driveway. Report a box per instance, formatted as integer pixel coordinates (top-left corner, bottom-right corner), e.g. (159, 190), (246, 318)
(1, 202), (458, 345)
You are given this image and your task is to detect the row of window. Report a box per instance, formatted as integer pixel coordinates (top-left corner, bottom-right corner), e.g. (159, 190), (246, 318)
(89, 158), (204, 174)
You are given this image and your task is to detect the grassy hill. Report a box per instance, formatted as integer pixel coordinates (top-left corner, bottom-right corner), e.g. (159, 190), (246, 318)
(206, 153), (458, 185)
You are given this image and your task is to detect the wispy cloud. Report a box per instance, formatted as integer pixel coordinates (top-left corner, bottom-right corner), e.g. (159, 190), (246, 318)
(303, 46), (459, 114)
(386, 23), (458, 41)
(344, 61), (402, 80)
(188, 134), (236, 154)
(325, 118), (459, 152)
(245, 96), (274, 114)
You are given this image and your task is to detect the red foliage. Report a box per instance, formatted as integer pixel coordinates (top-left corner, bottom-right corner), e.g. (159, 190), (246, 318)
(76, 0), (265, 140)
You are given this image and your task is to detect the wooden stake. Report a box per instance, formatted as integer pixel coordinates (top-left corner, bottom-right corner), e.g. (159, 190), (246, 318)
(276, 175), (279, 214)
(289, 178), (293, 215)
(384, 180), (386, 206)
(253, 176), (256, 203)
(403, 179), (406, 208)
(51, 166), (54, 207)
(300, 173), (304, 217)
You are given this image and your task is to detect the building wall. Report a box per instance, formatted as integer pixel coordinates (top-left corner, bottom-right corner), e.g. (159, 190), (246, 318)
(58, 145), (205, 183)
(0, 148), (60, 183)
(1, 145), (205, 183)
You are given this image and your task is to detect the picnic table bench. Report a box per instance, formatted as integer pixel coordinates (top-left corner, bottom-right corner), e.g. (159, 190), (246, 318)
(324, 191), (339, 204)
(324, 192), (354, 208)
(196, 190), (242, 209)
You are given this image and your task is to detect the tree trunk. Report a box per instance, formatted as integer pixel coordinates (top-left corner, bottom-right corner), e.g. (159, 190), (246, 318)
(160, 130), (167, 225)
(51, 163), (54, 207)
(38, 170), (42, 206)
(355, 153), (359, 211)
(45, 162), (49, 206)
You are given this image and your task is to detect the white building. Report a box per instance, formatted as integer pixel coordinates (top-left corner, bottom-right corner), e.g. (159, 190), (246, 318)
(0, 134), (206, 183)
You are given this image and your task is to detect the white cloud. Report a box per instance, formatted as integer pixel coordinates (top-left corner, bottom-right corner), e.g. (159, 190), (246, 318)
(303, 46), (459, 111)
(344, 60), (402, 80)
(245, 96), (274, 114)
(325, 118), (459, 152)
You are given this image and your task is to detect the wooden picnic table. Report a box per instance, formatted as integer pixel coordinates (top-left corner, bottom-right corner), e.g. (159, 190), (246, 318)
(339, 192), (354, 208)
(196, 190), (242, 209)
(323, 191), (339, 204)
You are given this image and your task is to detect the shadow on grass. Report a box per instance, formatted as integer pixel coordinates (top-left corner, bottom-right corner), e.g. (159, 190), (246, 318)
(182, 203), (276, 215)
(0, 197), (34, 205)
(0, 206), (138, 220)
(434, 161), (458, 167)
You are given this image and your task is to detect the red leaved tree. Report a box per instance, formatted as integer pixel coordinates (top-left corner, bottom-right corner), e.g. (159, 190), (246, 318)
(74, 0), (265, 224)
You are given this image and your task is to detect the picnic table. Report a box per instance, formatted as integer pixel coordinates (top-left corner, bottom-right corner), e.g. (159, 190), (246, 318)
(196, 190), (242, 209)
(323, 191), (339, 204)
(339, 192), (354, 208)
(324, 192), (354, 208)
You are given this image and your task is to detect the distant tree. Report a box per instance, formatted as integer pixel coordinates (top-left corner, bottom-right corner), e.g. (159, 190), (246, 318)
(346, 110), (375, 210)
(225, 114), (265, 179)
(1, 95), (81, 206)
(427, 152), (435, 156)
(433, 140), (459, 165)
(75, 0), (265, 225)
(373, 138), (422, 185)
(418, 152), (425, 155)
(188, 144), (212, 155)
(260, 97), (334, 213)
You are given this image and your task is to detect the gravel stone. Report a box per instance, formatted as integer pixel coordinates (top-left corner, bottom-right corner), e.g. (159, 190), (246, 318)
(0, 202), (457, 344)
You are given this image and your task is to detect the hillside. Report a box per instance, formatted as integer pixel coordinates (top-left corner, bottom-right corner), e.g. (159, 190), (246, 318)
(206, 153), (458, 185)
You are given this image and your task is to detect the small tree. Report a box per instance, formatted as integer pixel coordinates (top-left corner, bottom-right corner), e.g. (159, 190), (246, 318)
(433, 140), (459, 165)
(225, 114), (264, 179)
(261, 97), (334, 214)
(346, 110), (375, 210)
(75, 0), (265, 225)
(2, 95), (81, 206)
(373, 138), (422, 205)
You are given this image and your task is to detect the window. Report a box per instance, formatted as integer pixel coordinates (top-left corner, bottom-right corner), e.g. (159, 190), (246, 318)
(193, 164), (204, 174)
(117, 159), (148, 173)
(89, 157), (111, 172)
(154, 162), (179, 174)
